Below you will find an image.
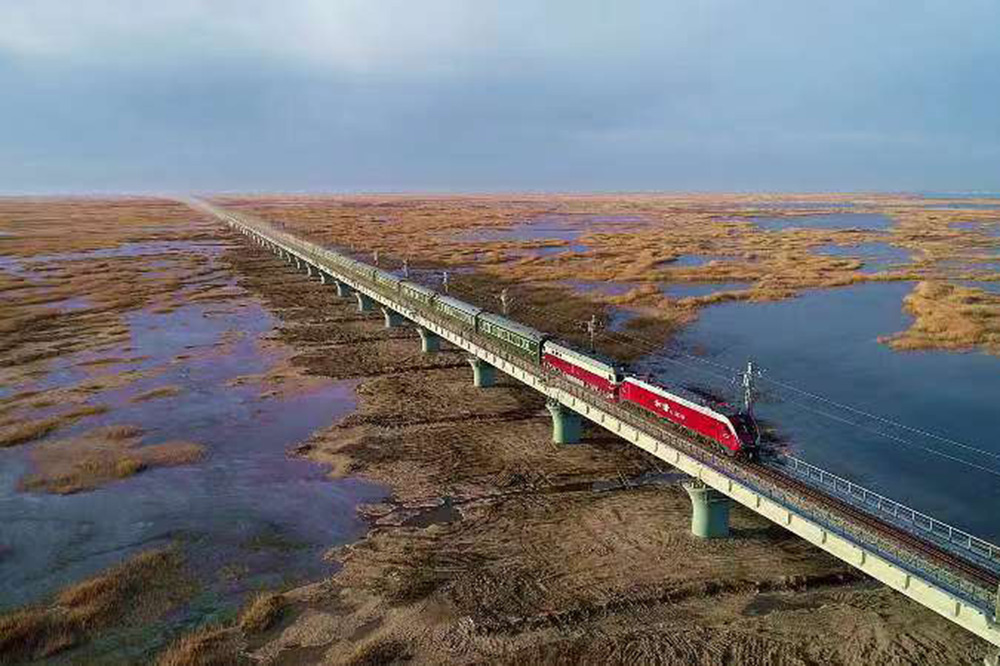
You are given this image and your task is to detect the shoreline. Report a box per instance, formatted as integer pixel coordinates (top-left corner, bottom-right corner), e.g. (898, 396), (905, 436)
(0, 198), (992, 664)
(0, 204), (381, 663)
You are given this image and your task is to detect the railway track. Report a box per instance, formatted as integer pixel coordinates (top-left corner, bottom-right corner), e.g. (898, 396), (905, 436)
(753, 461), (1000, 590)
(542, 365), (1000, 603)
(208, 199), (1000, 647)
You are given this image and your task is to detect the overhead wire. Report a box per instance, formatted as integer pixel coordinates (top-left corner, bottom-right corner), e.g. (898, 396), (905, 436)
(278, 227), (1000, 478)
(441, 267), (1000, 474)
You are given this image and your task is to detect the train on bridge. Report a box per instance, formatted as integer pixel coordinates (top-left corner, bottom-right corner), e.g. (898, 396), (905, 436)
(352, 259), (760, 459)
(209, 201), (1000, 650)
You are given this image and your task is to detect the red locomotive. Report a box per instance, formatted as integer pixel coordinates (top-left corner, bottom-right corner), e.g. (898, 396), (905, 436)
(541, 340), (758, 458)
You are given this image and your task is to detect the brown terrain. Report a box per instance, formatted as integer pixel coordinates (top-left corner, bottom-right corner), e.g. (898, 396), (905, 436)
(217, 193), (1000, 356)
(0, 198), (225, 482)
(0, 196), (996, 664)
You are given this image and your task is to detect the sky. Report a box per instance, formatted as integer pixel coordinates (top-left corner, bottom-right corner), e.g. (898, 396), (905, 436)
(1, 1), (999, 194)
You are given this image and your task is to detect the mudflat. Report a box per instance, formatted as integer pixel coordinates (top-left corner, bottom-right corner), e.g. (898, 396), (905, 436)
(1, 197), (993, 664)
(161, 223), (984, 664)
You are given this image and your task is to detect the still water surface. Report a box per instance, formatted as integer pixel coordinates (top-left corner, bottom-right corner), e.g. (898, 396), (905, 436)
(0, 243), (384, 632)
(640, 282), (1000, 541)
(752, 213), (894, 231)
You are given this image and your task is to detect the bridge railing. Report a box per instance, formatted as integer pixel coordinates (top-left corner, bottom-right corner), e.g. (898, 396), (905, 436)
(215, 203), (1000, 616)
(775, 454), (1000, 571)
(546, 372), (1000, 611)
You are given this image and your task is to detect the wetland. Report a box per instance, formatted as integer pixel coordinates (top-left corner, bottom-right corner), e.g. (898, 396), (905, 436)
(1, 194), (997, 664)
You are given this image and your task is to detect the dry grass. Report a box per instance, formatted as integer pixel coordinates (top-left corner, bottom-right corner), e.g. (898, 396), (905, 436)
(215, 193), (1000, 354)
(0, 197), (222, 404)
(0, 404), (109, 448)
(156, 627), (245, 666)
(237, 592), (286, 634)
(187, 224), (988, 665)
(20, 425), (204, 494)
(0, 416), (62, 448)
(345, 637), (412, 665)
(76, 356), (129, 368)
(130, 385), (183, 403)
(157, 590), (288, 665)
(0, 197), (212, 257)
(880, 281), (1000, 354)
(0, 548), (189, 663)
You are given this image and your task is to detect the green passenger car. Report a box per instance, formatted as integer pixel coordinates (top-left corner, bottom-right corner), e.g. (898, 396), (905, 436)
(477, 312), (548, 363)
(435, 295), (481, 328)
(400, 281), (437, 308)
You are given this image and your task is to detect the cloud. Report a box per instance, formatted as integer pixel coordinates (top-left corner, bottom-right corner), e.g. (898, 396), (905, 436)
(0, 1), (517, 75)
(0, 1), (999, 191)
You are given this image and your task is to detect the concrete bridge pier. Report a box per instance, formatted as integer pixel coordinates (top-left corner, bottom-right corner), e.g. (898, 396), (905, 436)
(320, 272), (333, 285)
(355, 292), (375, 312)
(335, 281), (353, 298)
(307, 264), (319, 279)
(417, 327), (441, 353)
(683, 479), (732, 539)
(546, 399), (582, 444)
(468, 357), (496, 388)
(382, 307), (405, 328)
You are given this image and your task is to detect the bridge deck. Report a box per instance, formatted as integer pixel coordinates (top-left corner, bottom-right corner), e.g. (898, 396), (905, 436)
(193, 198), (1000, 648)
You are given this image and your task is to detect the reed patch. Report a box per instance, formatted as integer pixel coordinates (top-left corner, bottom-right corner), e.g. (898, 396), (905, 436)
(0, 548), (191, 663)
(20, 425), (204, 494)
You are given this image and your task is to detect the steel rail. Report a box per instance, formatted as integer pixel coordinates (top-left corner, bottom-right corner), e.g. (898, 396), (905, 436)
(196, 198), (1000, 647)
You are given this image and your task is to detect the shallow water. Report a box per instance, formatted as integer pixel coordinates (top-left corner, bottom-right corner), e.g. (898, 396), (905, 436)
(956, 281), (1000, 294)
(919, 192), (1000, 200)
(662, 281), (752, 299)
(640, 282), (1000, 541)
(917, 203), (1000, 210)
(950, 221), (1000, 237)
(753, 202), (857, 210)
(457, 214), (642, 257)
(511, 243), (589, 258)
(812, 242), (912, 273)
(668, 255), (737, 268)
(27, 240), (229, 265)
(752, 213), (894, 231)
(607, 307), (640, 332)
(0, 242), (384, 624)
(0, 240), (227, 279)
(559, 280), (639, 297)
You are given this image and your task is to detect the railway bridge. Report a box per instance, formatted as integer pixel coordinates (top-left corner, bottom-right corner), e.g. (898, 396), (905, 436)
(188, 198), (1000, 657)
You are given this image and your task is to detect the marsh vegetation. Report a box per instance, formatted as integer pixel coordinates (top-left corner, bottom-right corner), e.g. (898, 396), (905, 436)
(2, 195), (997, 664)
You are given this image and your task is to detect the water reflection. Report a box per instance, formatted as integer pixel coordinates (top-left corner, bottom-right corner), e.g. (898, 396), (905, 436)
(639, 282), (1000, 540)
(662, 282), (752, 299)
(812, 242), (912, 273)
(456, 214), (643, 250)
(0, 245), (385, 621)
(752, 213), (893, 231)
